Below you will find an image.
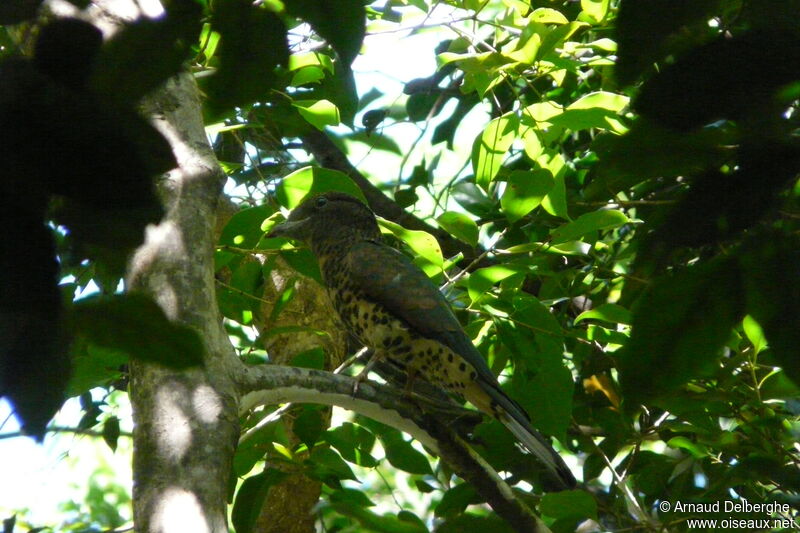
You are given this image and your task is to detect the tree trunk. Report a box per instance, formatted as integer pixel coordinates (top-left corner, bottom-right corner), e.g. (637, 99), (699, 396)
(125, 70), (240, 532)
(253, 261), (347, 533)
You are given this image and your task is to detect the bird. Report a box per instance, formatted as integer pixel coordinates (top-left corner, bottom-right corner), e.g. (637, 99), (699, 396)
(269, 191), (576, 489)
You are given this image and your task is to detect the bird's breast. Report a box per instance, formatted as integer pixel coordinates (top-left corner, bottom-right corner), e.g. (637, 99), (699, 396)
(325, 285), (483, 400)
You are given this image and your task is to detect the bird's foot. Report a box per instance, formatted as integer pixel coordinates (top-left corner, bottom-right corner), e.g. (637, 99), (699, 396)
(351, 351), (382, 397)
(352, 368), (370, 396)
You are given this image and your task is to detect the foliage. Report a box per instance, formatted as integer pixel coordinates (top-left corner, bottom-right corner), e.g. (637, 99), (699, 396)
(0, 6), (203, 437)
(2, 0), (799, 531)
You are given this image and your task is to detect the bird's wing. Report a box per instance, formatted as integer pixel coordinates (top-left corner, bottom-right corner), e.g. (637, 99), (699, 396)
(346, 240), (497, 383)
(347, 240), (576, 489)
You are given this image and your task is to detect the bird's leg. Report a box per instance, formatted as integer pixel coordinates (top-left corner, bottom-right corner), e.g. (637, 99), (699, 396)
(352, 349), (382, 395)
(402, 369), (418, 397)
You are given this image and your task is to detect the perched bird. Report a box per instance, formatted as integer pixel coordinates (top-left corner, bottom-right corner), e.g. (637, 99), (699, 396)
(269, 191), (576, 489)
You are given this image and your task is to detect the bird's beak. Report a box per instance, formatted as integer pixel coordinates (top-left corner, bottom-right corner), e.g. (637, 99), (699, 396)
(267, 217), (309, 241)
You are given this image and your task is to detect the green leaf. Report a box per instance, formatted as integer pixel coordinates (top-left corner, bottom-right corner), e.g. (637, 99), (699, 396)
(277, 166), (367, 208)
(288, 51), (334, 73)
(467, 265), (525, 302)
(381, 433), (432, 475)
(580, 0), (610, 23)
(231, 261), (263, 305)
(742, 315), (767, 355)
(452, 181), (494, 217)
(549, 209), (629, 244)
(68, 343), (127, 397)
(435, 483), (478, 517)
(71, 293), (204, 368)
(232, 469), (287, 533)
(330, 501), (429, 533)
(507, 296), (573, 441)
(329, 487), (376, 508)
(102, 416), (121, 452)
(292, 99), (340, 130)
(326, 422), (378, 468)
(290, 348), (326, 370)
(549, 91), (629, 133)
(667, 436), (709, 458)
(234, 421), (278, 477)
(407, 92), (441, 122)
(284, 0), (366, 66)
(309, 447), (359, 482)
(500, 169), (554, 222)
(280, 249), (322, 283)
(472, 112), (519, 190)
(530, 8), (569, 24)
(218, 205), (276, 249)
(395, 188), (419, 208)
(574, 303), (632, 325)
(538, 21), (588, 59)
(378, 219), (443, 276)
(290, 66), (325, 86)
(539, 152), (570, 219)
(436, 212), (479, 247)
(293, 407), (325, 449)
(540, 489), (598, 520)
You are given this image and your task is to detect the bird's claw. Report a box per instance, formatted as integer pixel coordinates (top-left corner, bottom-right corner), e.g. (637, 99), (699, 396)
(351, 368), (370, 397)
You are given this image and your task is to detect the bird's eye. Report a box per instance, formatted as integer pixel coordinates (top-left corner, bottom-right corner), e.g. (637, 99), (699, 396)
(315, 196), (328, 208)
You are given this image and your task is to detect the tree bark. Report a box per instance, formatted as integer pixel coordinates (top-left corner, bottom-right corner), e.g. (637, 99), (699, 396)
(86, 1), (242, 525)
(124, 69), (240, 533)
(252, 260), (347, 533)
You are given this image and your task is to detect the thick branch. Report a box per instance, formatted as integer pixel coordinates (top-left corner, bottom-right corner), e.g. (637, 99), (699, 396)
(424, 417), (551, 533)
(235, 364), (548, 533)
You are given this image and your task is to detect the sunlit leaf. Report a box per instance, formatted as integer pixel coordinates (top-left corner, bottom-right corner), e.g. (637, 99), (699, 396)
(292, 99), (340, 130)
(472, 112), (519, 190)
(378, 219), (443, 275)
(742, 315), (767, 355)
(549, 209), (629, 244)
(436, 211), (479, 247)
(580, 0), (610, 24)
(276, 166), (366, 208)
(530, 8), (569, 24)
(574, 303), (632, 325)
(500, 169), (554, 222)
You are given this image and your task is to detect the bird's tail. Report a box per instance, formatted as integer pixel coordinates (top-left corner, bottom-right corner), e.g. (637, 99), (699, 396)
(470, 379), (576, 490)
(499, 411), (576, 490)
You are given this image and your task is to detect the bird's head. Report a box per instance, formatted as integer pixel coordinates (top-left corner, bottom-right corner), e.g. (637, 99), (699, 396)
(268, 192), (380, 252)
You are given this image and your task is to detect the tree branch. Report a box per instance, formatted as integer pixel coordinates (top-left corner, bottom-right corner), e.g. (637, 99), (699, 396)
(235, 364), (550, 533)
(300, 130), (483, 264)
